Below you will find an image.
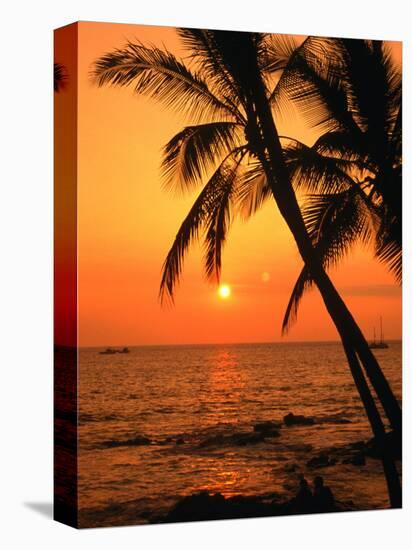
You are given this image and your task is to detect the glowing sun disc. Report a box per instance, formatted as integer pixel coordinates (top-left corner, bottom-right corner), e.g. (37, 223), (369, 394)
(218, 284), (231, 299)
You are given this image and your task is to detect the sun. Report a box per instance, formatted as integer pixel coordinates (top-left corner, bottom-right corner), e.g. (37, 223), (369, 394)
(218, 284), (231, 299)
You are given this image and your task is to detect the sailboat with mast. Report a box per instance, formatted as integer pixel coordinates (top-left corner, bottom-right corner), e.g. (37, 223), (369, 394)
(369, 316), (389, 349)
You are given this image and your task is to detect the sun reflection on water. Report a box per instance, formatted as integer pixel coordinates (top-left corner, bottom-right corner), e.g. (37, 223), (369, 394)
(207, 349), (247, 393)
(194, 456), (246, 498)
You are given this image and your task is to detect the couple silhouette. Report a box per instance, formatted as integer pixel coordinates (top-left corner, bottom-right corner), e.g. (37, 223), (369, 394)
(294, 476), (335, 514)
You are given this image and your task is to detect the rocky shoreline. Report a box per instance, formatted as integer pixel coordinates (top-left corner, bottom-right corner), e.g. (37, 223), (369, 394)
(97, 411), (401, 466)
(153, 489), (355, 524)
(79, 411), (401, 527)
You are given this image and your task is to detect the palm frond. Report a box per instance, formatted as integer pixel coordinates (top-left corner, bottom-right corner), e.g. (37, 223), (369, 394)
(197, 30), (265, 103)
(335, 40), (390, 161)
(92, 41), (235, 122)
(268, 35), (310, 112)
(235, 160), (270, 219)
(161, 121), (240, 193)
(282, 188), (374, 332)
(203, 155), (245, 281)
(313, 131), (368, 165)
(340, 40), (401, 138)
(376, 237), (402, 282)
(375, 203), (402, 282)
(338, 40), (384, 128)
(290, 59), (352, 132)
(304, 189), (373, 255)
(177, 29), (246, 122)
(388, 104), (402, 166)
(273, 37), (359, 133)
(159, 152), (242, 303)
(54, 62), (67, 92)
(386, 64), (402, 139)
(260, 34), (299, 74)
(282, 267), (312, 333)
(284, 141), (356, 194)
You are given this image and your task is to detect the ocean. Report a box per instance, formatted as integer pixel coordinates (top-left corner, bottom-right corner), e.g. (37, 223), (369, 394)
(76, 341), (402, 527)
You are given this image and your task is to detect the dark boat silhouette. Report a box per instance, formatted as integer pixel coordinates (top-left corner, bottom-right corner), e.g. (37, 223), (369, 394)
(369, 317), (389, 349)
(99, 347), (131, 355)
(99, 348), (118, 355)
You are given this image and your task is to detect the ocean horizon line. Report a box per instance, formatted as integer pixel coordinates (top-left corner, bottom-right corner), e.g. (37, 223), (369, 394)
(72, 338), (402, 350)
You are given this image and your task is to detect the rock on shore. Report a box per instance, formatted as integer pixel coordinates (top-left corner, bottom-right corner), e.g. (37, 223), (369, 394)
(156, 490), (350, 523)
(284, 412), (315, 426)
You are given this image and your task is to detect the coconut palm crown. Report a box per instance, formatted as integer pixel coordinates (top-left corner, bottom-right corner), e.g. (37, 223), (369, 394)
(93, 35), (401, 326)
(272, 39), (401, 330)
(92, 30), (306, 304)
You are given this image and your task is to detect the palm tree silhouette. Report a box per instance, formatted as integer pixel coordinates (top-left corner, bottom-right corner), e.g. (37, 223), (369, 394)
(54, 62), (67, 92)
(265, 38), (401, 328)
(93, 30), (401, 506)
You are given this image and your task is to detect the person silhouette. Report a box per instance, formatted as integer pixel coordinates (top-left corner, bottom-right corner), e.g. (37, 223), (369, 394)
(294, 476), (313, 513)
(313, 476), (335, 512)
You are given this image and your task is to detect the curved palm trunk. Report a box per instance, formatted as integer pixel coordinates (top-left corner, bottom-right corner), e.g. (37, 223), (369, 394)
(270, 170), (401, 432)
(259, 108), (401, 433)
(245, 57), (401, 434)
(260, 151), (403, 506)
(342, 346), (401, 507)
(237, 35), (401, 505)
(256, 90), (402, 507)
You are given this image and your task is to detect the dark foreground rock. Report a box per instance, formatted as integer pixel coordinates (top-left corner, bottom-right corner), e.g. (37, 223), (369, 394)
(159, 492), (278, 522)
(253, 421), (282, 437)
(282, 412), (351, 427)
(307, 453), (337, 469)
(199, 430), (270, 448)
(345, 453), (366, 466)
(155, 491), (349, 523)
(101, 435), (151, 448)
(306, 446), (367, 469)
(316, 415), (352, 425)
(284, 412), (315, 426)
(307, 430), (402, 468)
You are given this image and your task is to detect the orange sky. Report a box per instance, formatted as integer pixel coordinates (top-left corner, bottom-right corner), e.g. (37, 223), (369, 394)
(57, 21), (403, 346)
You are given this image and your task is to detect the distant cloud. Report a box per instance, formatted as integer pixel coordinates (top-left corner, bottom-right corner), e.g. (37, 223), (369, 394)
(339, 284), (401, 297)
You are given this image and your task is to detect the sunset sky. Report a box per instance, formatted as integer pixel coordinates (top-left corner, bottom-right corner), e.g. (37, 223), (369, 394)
(56, 22), (402, 347)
